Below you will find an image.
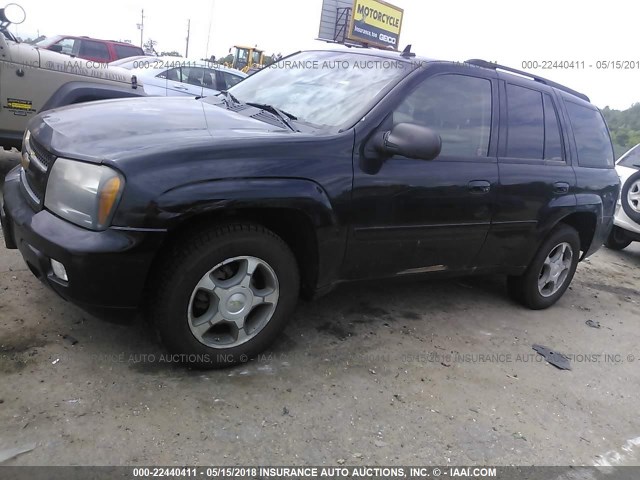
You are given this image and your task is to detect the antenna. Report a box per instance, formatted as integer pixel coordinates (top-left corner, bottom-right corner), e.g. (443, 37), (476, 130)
(400, 44), (415, 58)
(185, 19), (190, 57)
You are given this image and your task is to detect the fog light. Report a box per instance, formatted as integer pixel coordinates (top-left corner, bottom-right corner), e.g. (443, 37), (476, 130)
(51, 259), (68, 281)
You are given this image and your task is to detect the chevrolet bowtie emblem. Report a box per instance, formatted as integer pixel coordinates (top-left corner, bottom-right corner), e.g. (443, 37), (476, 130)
(21, 148), (30, 170)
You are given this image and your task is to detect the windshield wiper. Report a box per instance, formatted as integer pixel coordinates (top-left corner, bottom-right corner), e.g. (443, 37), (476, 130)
(246, 102), (299, 132)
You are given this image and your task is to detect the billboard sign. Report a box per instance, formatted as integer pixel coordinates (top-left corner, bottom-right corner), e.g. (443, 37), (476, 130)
(347, 0), (403, 50)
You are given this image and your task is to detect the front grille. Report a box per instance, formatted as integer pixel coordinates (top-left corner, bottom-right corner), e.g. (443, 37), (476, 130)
(30, 136), (56, 169)
(20, 134), (57, 209)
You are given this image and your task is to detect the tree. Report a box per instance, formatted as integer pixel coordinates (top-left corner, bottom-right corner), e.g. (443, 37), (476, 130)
(143, 38), (158, 55)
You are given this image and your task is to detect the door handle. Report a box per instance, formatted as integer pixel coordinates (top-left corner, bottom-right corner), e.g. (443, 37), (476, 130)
(553, 182), (570, 194)
(172, 84), (189, 90)
(468, 180), (491, 194)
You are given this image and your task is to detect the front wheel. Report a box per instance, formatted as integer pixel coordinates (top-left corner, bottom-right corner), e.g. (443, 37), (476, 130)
(150, 224), (300, 369)
(605, 226), (632, 251)
(507, 224), (580, 310)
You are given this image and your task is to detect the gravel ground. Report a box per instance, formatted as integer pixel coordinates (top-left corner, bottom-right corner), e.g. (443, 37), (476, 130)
(1, 150), (640, 467)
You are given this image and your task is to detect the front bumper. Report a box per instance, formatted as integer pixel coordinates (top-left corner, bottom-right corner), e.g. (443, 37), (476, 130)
(1, 166), (166, 313)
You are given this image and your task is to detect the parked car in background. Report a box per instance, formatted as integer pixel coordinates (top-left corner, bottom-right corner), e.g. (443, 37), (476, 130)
(0, 5), (144, 149)
(1, 48), (618, 368)
(605, 144), (640, 250)
(117, 58), (246, 97)
(36, 35), (144, 63)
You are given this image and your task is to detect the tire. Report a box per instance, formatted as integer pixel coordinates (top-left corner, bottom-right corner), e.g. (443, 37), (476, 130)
(605, 226), (632, 251)
(621, 170), (640, 224)
(507, 224), (580, 310)
(150, 223), (300, 369)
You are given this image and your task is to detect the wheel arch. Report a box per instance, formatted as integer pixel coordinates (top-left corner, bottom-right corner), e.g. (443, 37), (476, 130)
(145, 178), (345, 300)
(557, 211), (599, 259)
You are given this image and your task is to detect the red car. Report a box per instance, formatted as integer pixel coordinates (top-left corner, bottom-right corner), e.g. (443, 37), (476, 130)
(36, 35), (145, 63)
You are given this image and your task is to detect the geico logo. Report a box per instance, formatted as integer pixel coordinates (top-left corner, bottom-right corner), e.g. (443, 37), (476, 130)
(379, 34), (396, 44)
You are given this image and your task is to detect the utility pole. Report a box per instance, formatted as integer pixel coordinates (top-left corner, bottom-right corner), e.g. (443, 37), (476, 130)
(185, 19), (190, 58)
(137, 9), (145, 48)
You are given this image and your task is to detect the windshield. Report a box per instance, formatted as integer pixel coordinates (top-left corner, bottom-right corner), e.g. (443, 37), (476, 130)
(227, 51), (412, 129)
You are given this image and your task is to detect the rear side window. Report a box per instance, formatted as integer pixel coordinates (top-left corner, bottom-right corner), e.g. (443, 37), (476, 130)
(566, 102), (614, 168)
(393, 74), (492, 157)
(79, 40), (110, 62)
(505, 84), (544, 159)
(618, 144), (640, 168)
(113, 44), (143, 60)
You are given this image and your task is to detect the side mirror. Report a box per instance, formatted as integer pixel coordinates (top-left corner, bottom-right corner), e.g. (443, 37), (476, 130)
(0, 3), (25, 24)
(375, 123), (442, 161)
(49, 44), (63, 53)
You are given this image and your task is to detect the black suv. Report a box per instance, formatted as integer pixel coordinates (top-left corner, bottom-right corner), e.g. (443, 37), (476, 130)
(1, 48), (619, 368)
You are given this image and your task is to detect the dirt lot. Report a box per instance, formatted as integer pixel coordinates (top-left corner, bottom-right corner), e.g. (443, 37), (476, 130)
(1, 150), (640, 467)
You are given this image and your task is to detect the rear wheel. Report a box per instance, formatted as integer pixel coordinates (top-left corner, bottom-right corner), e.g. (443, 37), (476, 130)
(507, 224), (580, 310)
(150, 224), (300, 369)
(605, 226), (632, 251)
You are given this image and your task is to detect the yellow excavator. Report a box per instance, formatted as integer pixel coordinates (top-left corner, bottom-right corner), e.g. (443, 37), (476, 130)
(227, 46), (265, 74)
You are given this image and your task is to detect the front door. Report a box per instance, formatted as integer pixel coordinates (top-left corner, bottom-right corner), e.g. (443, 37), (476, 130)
(344, 69), (500, 279)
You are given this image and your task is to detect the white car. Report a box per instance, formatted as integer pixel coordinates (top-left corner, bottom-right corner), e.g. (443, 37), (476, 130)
(606, 144), (640, 250)
(110, 56), (247, 97)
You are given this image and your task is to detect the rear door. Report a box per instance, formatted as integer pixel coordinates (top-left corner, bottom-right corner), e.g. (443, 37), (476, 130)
(478, 78), (577, 268)
(77, 39), (111, 63)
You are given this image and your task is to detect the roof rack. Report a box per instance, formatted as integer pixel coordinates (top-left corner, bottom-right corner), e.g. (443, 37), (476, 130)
(465, 59), (590, 102)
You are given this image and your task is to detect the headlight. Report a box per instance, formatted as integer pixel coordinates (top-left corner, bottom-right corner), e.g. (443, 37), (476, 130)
(45, 158), (124, 230)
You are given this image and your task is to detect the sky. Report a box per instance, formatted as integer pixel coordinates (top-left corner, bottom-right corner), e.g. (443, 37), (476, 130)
(11, 0), (640, 110)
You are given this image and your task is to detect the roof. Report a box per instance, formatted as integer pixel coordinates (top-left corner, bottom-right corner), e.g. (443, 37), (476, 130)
(303, 46), (590, 103)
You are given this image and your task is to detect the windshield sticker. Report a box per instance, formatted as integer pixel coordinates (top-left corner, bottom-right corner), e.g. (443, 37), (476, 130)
(4, 97), (35, 114)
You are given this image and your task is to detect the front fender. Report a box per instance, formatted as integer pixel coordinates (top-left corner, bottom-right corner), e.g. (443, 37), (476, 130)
(148, 177), (344, 289)
(154, 177), (337, 229)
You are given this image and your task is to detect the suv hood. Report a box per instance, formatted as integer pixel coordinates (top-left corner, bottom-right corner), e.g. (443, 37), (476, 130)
(11, 41), (135, 86)
(30, 97), (290, 163)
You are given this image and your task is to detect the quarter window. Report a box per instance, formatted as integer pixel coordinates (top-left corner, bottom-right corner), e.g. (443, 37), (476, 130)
(114, 44), (143, 60)
(566, 102), (614, 168)
(393, 74), (492, 157)
(506, 84), (544, 159)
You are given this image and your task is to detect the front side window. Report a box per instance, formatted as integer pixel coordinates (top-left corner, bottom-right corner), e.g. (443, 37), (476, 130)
(506, 84), (544, 159)
(221, 71), (243, 90)
(566, 102), (614, 168)
(393, 74), (492, 157)
(53, 37), (77, 56)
